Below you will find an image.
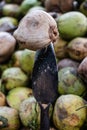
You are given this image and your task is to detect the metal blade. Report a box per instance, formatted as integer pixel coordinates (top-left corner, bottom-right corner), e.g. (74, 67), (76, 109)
(32, 43), (58, 104)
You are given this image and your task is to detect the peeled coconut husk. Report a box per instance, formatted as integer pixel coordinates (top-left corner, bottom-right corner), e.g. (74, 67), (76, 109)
(0, 32), (16, 63)
(13, 10), (58, 51)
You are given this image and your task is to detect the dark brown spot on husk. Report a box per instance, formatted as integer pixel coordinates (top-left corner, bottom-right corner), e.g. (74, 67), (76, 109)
(58, 107), (68, 120)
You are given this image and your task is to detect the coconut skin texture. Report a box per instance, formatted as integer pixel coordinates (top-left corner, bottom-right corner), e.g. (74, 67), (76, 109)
(2, 4), (21, 18)
(67, 37), (87, 61)
(57, 58), (79, 70)
(19, 96), (40, 130)
(58, 67), (86, 96)
(54, 37), (68, 59)
(0, 106), (20, 130)
(53, 94), (87, 130)
(19, 96), (53, 130)
(6, 87), (33, 111)
(11, 49), (35, 75)
(13, 10), (58, 51)
(1, 67), (28, 91)
(57, 12), (87, 40)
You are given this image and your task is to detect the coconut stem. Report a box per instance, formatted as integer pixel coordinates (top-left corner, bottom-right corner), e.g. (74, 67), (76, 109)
(0, 116), (8, 128)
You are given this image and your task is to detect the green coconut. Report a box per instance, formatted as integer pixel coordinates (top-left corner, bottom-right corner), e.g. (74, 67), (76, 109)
(2, 4), (21, 18)
(29, 6), (45, 12)
(54, 37), (68, 59)
(57, 11), (87, 40)
(0, 17), (18, 32)
(80, 0), (87, 16)
(19, 96), (40, 130)
(58, 67), (86, 96)
(11, 49), (35, 75)
(19, 49), (35, 75)
(53, 94), (87, 130)
(6, 87), (33, 111)
(0, 106), (20, 130)
(19, 96), (53, 130)
(20, 0), (40, 15)
(1, 67), (28, 91)
(10, 50), (23, 67)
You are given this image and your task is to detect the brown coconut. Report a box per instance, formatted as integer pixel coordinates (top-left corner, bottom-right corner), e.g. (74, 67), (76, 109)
(57, 58), (80, 70)
(45, 0), (74, 13)
(13, 10), (58, 51)
(0, 32), (16, 63)
(67, 37), (87, 61)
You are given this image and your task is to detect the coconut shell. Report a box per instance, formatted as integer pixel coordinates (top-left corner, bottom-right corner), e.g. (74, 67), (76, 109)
(13, 10), (58, 51)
